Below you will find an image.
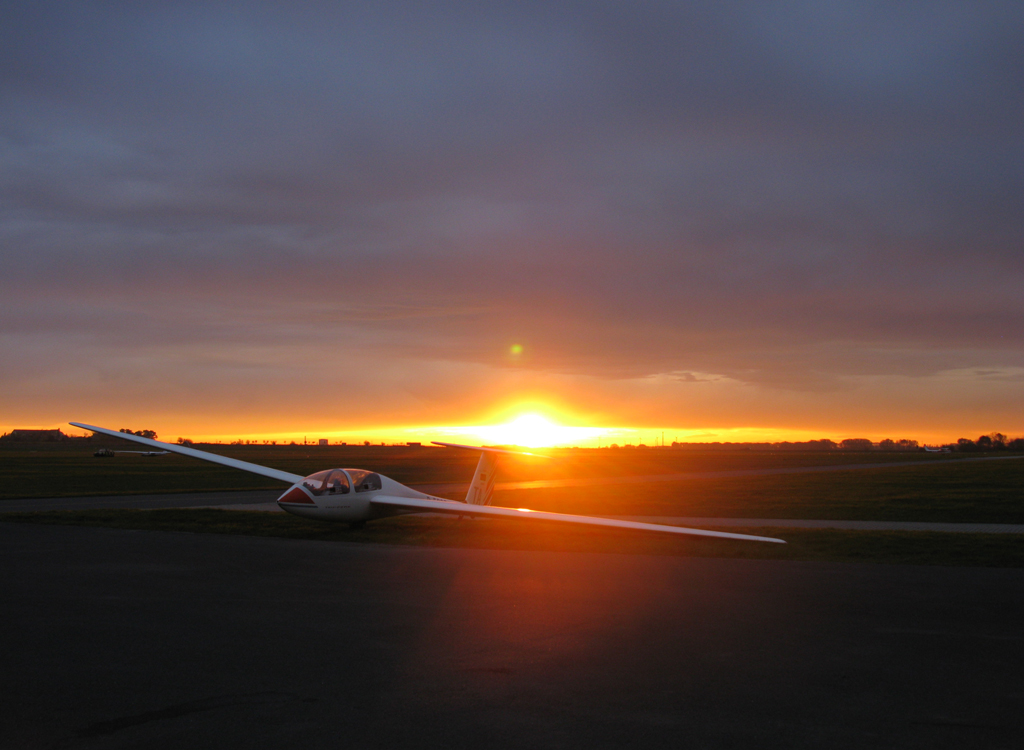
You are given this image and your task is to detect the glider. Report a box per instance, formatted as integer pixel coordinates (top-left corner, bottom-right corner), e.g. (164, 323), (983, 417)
(71, 422), (785, 544)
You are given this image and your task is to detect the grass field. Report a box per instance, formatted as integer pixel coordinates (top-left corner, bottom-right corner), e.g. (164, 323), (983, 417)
(495, 458), (1024, 523)
(0, 439), (985, 499)
(2, 442), (1023, 523)
(4, 508), (1023, 568)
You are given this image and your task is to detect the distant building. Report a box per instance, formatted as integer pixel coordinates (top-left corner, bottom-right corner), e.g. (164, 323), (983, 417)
(318, 439), (328, 446)
(407, 442), (422, 447)
(0, 429), (71, 442)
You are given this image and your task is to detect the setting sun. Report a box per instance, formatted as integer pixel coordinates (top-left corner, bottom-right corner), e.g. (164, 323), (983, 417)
(468, 413), (610, 448)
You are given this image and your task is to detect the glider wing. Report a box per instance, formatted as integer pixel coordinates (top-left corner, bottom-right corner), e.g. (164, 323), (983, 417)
(369, 495), (785, 544)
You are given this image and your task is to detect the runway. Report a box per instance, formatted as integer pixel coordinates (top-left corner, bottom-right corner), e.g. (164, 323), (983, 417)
(5, 489), (1024, 533)
(2, 521), (1023, 749)
(0, 488), (285, 513)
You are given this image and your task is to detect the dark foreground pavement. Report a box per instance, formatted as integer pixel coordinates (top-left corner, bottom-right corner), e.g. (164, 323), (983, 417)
(0, 490), (285, 513)
(2, 523), (1022, 750)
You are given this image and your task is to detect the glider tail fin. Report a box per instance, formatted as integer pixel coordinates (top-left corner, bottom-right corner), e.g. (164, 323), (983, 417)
(430, 441), (550, 507)
(466, 450), (500, 506)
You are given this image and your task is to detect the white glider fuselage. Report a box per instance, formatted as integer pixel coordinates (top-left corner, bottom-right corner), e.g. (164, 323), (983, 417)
(275, 471), (444, 523)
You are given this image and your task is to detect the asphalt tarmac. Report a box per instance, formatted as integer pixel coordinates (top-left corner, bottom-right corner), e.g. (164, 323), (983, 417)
(0, 489), (285, 513)
(6, 490), (1024, 533)
(2, 522), (1022, 749)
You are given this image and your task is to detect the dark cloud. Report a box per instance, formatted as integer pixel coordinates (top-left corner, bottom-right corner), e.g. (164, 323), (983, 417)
(2, 1), (1023, 432)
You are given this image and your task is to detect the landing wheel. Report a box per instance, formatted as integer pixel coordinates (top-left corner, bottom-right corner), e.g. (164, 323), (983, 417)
(348, 521), (366, 530)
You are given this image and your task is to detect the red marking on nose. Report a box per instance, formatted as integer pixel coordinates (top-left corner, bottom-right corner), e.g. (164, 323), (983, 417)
(278, 486), (315, 505)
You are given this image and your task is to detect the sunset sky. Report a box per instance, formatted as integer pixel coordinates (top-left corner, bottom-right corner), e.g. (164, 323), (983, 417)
(2, 2), (1022, 446)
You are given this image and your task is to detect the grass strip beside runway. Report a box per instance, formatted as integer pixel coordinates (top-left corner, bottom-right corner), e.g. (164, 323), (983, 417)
(4, 508), (1024, 568)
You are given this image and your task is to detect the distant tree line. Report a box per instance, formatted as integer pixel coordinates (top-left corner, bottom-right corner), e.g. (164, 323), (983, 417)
(667, 434), (1023, 451)
(951, 433), (1024, 451)
(666, 438), (920, 451)
(120, 427), (157, 440)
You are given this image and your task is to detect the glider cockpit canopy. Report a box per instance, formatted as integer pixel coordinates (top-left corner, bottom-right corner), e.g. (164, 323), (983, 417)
(300, 469), (382, 496)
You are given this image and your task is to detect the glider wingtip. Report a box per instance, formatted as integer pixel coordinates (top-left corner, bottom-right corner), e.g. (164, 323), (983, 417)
(430, 440), (551, 458)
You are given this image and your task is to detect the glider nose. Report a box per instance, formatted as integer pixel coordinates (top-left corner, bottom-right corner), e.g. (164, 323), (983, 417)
(277, 485), (316, 507)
